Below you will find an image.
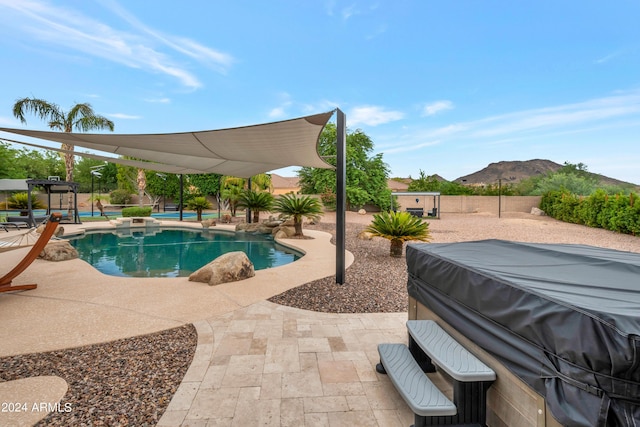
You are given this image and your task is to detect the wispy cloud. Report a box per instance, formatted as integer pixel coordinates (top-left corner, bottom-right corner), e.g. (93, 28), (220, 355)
(301, 100), (339, 114)
(144, 97), (171, 104)
(385, 90), (640, 154)
(422, 100), (454, 116)
(365, 23), (388, 40)
(268, 93), (294, 119)
(324, 0), (336, 16)
(0, 0), (234, 89)
(107, 113), (141, 119)
(383, 140), (441, 154)
(348, 105), (404, 126)
(341, 5), (360, 20)
(595, 50), (625, 64)
(468, 91), (640, 138)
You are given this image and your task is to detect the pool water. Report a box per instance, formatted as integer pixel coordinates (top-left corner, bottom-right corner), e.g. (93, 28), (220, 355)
(65, 228), (301, 278)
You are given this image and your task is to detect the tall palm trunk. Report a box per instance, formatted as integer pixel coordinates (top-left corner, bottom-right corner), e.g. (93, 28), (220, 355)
(137, 169), (147, 208)
(62, 142), (75, 213)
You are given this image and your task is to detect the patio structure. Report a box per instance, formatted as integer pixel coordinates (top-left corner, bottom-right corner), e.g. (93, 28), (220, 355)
(0, 109), (349, 284)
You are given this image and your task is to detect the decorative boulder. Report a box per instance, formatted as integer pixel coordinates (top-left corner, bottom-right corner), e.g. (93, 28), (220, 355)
(357, 230), (374, 240)
(189, 251), (255, 286)
(201, 219), (216, 228)
(531, 207), (546, 216)
(263, 220), (282, 227)
(39, 241), (78, 262)
(358, 208), (367, 215)
(273, 225), (296, 239)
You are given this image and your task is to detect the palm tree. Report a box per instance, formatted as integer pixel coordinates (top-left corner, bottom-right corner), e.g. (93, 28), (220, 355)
(365, 211), (431, 257)
(13, 97), (114, 212)
(7, 192), (46, 215)
(237, 190), (274, 223)
(186, 196), (212, 221)
(273, 193), (323, 237)
(220, 174), (273, 218)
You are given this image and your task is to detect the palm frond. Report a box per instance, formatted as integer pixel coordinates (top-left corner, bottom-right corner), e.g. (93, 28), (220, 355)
(366, 211), (430, 243)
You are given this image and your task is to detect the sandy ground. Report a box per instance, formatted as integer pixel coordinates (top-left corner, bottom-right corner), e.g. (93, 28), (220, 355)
(323, 210), (640, 252)
(269, 210), (640, 313)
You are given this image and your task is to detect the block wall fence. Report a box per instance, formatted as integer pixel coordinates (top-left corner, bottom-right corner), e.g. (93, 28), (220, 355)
(395, 195), (542, 214)
(28, 193), (542, 215)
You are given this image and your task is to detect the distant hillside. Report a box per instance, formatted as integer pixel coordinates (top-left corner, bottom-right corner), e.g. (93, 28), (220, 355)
(454, 159), (637, 188)
(454, 159), (561, 184)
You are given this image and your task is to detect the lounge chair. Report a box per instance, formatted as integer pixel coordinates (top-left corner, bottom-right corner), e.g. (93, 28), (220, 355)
(1, 222), (26, 231)
(0, 213), (62, 293)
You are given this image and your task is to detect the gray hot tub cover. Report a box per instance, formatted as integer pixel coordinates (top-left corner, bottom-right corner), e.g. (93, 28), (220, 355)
(406, 239), (640, 427)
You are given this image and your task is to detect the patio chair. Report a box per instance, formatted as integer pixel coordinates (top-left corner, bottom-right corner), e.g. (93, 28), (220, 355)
(1, 221), (26, 231)
(0, 213), (62, 293)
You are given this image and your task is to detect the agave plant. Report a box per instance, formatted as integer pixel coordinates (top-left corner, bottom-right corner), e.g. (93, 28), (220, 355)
(237, 190), (275, 223)
(365, 211), (431, 257)
(273, 193), (323, 237)
(8, 192), (46, 214)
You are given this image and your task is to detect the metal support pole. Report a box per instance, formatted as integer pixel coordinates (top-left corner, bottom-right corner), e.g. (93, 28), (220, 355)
(179, 174), (184, 221)
(336, 109), (346, 284)
(498, 179), (502, 218)
(246, 177), (252, 223)
(217, 175), (221, 221)
(91, 174), (94, 217)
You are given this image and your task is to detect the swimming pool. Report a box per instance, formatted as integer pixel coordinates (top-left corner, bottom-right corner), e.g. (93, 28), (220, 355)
(65, 228), (302, 278)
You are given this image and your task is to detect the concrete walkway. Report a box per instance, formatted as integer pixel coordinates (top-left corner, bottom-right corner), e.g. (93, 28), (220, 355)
(0, 220), (414, 426)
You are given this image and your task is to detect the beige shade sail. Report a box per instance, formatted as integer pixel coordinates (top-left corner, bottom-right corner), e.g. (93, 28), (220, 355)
(0, 111), (335, 178)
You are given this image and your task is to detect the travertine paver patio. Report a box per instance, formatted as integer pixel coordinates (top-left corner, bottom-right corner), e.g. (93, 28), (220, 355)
(0, 219), (417, 426)
(158, 301), (416, 426)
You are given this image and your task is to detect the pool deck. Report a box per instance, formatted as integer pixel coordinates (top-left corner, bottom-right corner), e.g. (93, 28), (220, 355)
(0, 219), (415, 426)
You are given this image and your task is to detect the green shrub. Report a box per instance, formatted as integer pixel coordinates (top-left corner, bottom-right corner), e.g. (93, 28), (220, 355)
(577, 189), (608, 228)
(121, 207), (152, 217)
(541, 190), (640, 236)
(7, 192), (46, 211)
(110, 189), (132, 205)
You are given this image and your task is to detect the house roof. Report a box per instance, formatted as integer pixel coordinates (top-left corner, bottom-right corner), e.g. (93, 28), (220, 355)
(270, 174), (300, 189)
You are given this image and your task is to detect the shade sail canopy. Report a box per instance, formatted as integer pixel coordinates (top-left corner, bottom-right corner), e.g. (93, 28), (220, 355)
(0, 111), (334, 177)
(0, 179), (29, 191)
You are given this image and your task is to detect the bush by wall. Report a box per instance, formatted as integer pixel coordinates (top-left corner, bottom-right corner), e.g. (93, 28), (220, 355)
(121, 207), (153, 217)
(540, 190), (640, 235)
(110, 189), (132, 205)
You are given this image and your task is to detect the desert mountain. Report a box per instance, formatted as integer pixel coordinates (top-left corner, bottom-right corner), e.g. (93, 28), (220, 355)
(454, 159), (561, 184)
(454, 159), (636, 187)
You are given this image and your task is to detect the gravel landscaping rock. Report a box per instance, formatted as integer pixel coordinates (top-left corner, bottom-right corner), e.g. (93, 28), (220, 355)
(269, 211), (640, 313)
(2, 211), (639, 425)
(0, 325), (196, 426)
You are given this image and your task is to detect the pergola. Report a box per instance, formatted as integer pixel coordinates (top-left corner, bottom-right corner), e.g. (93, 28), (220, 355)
(0, 110), (348, 283)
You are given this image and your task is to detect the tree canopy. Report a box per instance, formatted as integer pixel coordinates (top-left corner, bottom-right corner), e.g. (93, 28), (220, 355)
(298, 123), (391, 210)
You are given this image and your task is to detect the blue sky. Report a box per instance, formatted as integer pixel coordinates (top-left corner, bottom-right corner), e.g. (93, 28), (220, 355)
(1, 0), (639, 184)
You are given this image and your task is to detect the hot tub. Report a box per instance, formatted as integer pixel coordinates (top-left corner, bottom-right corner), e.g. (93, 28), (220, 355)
(406, 240), (640, 427)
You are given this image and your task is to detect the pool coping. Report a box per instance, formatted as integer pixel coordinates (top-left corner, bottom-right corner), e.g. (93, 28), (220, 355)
(62, 222), (306, 277)
(0, 219), (353, 357)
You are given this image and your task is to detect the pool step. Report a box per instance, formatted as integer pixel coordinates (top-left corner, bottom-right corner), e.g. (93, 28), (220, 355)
(110, 217), (161, 228)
